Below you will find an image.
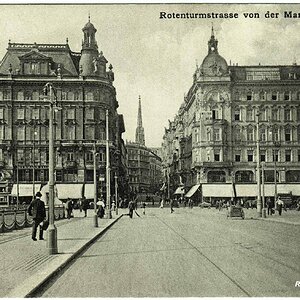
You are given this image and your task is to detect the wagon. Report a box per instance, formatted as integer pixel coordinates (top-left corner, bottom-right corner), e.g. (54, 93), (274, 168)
(227, 206), (245, 219)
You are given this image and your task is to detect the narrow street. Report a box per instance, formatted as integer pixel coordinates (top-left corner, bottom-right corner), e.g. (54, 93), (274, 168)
(39, 208), (300, 297)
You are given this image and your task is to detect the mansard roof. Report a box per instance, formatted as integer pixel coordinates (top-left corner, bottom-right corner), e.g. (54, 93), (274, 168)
(0, 42), (80, 76)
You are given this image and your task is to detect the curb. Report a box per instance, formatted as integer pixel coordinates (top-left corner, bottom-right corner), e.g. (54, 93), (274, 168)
(260, 217), (300, 226)
(6, 214), (124, 298)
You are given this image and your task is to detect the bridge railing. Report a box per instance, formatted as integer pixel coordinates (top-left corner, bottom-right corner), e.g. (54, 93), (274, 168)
(0, 206), (65, 233)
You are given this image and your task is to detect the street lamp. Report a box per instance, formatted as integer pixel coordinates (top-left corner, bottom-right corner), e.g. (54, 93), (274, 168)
(115, 174), (118, 215)
(106, 109), (112, 219)
(93, 142), (99, 227)
(256, 112), (262, 217)
(43, 83), (59, 255)
(32, 117), (37, 198)
(261, 162), (266, 218)
(273, 141), (280, 210)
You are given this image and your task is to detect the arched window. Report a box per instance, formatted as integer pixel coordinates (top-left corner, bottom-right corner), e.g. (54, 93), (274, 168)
(207, 171), (226, 183)
(247, 126), (254, 141)
(286, 170), (300, 182)
(235, 170), (254, 183)
(246, 107), (254, 121)
(17, 91), (24, 100)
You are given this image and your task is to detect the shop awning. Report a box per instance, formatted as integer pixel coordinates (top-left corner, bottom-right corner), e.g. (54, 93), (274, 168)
(235, 185), (258, 197)
(202, 184), (233, 198)
(39, 184), (62, 205)
(56, 184), (83, 200)
(84, 184), (95, 199)
(185, 184), (201, 198)
(10, 184), (41, 197)
(277, 184), (300, 196)
(230, 184), (300, 197)
(174, 186), (185, 195)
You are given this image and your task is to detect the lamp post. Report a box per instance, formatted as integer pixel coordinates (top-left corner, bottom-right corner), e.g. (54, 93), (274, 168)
(115, 174), (118, 215)
(261, 162), (266, 218)
(16, 163), (19, 209)
(44, 83), (58, 255)
(32, 117), (37, 198)
(256, 112), (262, 217)
(106, 109), (112, 219)
(273, 141), (280, 210)
(93, 142), (98, 227)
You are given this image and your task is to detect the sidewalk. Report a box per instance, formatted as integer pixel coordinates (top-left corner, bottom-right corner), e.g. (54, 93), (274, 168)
(0, 209), (126, 298)
(242, 208), (300, 225)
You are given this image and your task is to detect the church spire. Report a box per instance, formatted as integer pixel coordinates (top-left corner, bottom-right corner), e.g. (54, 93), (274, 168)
(208, 24), (218, 54)
(135, 95), (145, 145)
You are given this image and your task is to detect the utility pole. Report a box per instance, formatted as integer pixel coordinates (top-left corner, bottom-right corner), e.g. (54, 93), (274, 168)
(256, 112), (262, 217)
(106, 110), (112, 219)
(44, 83), (58, 255)
(32, 117), (37, 198)
(262, 162), (266, 218)
(93, 142), (98, 227)
(115, 174), (118, 215)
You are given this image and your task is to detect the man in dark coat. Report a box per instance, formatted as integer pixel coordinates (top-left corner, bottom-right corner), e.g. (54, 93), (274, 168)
(128, 200), (134, 218)
(27, 191), (46, 241)
(82, 197), (89, 217)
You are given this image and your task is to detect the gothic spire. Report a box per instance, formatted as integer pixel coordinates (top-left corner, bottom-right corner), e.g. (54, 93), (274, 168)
(135, 95), (145, 145)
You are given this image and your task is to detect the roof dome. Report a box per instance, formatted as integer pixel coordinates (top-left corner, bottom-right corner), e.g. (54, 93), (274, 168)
(201, 52), (228, 76)
(83, 21), (97, 32)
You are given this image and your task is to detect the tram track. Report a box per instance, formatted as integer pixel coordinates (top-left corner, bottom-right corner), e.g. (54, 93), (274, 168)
(155, 215), (252, 297)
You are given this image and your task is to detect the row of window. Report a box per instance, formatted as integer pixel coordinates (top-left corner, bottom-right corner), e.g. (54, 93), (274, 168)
(16, 149), (105, 163)
(195, 126), (300, 143)
(0, 125), (108, 141)
(193, 149), (300, 163)
(14, 169), (108, 183)
(234, 149), (300, 163)
(5, 107), (106, 121)
(206, 170), (300, 183)
(235, 126), (300, 143)
(0, 89), (108, 101)
(236, 90), (300, 101)
(233, 106), (299, 122)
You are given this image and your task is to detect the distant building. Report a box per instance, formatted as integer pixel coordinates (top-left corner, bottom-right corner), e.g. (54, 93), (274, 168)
(162, 27), (300, 204)
(0, 18), (127, 204)
(126, 96), (163, 194)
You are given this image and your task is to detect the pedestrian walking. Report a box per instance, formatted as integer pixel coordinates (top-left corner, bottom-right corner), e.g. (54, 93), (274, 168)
(27, 191), (46, 241)
(266, 197), (273, 215)
(82, 197), (89, 217)
(160, 199), (164, 208)
(152, 196), (155, 206)
(97, 199), (105, 218)
(128, 200), (134, 218)
(170, 198), (174, 213)
(276, 198), (284, 216)
(111, 201), (116, 211)
(66, 198), (73, 219)
(78, 199), (83, 213)
(142, 202), (146, 215)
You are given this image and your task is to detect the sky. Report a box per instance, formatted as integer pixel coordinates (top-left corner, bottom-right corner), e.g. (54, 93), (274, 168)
(1, 3), (300, 147)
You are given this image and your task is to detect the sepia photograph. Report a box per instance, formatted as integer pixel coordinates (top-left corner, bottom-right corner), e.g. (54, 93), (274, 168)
(0, 2), (299, 298)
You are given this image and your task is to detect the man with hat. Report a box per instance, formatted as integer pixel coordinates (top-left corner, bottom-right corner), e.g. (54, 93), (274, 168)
(27, 191), (46, 241)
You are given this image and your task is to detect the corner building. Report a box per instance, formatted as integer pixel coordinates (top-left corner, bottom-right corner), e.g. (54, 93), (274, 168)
(163, 28), (300, 203)
(0, 19), (127, 204)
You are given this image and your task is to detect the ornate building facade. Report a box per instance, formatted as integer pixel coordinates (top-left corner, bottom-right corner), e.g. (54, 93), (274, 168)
(0, 18), (127, 204)
(127, 97), (162, 194)
(162, 28), (300, 204)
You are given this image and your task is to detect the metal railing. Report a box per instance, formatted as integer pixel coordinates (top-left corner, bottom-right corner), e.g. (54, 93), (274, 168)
(0, 205), (65, 233)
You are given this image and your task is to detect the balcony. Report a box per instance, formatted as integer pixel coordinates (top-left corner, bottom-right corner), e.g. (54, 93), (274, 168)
(64, 161), (77, 168)
(204, 118), (227, 126)
(193, 161), (233, 168)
